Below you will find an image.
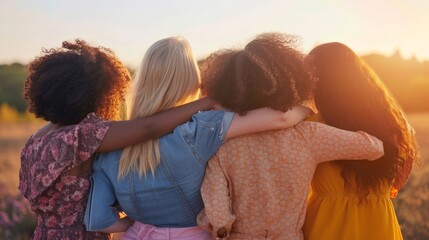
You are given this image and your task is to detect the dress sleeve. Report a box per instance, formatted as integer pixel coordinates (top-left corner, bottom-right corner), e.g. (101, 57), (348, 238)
(84, 155), (118, 231)
(180, 110), (234, 164)
(305, 122), (384, 163)
(23, 113), (111, 200)
(67, 113), (111, 168)
(200, 153), (236, 239)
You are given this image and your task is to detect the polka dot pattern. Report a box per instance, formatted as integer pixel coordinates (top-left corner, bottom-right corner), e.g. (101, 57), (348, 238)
(199, 121), (383, 240)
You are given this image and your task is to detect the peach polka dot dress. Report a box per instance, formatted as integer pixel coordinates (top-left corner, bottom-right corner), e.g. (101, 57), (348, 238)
(198, 121), (384, 240)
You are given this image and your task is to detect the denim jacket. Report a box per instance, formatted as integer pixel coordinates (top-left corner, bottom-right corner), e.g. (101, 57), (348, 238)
(84, 110), (234, 231)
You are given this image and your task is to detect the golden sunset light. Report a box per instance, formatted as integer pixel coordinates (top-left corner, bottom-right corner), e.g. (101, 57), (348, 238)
(1, 1), (429, 239)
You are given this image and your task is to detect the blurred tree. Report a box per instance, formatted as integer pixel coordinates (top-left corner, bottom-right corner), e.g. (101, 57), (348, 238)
(0, 56), (429, 113)
(361, 53), (429, 112)
(0, 63), (27, 112)
(0, 103), (20, 122)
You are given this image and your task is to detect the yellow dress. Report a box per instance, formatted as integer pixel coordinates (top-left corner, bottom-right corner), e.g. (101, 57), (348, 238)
(302, 115), (403, 240)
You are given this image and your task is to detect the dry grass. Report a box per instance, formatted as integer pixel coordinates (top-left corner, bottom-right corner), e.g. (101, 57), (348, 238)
(406, 113), (429, 164)
(0, 122), (44, 195)
(393, 113), (429, 239)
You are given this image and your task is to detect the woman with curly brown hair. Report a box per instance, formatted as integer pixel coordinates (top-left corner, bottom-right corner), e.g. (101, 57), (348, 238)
(198, 33), (385, 240)
(18, 39), (217, 240)
(302, 42), (418, 240)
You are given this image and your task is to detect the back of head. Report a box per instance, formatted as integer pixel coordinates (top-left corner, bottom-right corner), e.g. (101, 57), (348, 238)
(307, 42), (380, 128)
(201, 33), (315, 114)
(129, 36), (200, 119)
(119, 36), (200, 179)
(307, 42), (418, 198)
(24, 39), (131, 124)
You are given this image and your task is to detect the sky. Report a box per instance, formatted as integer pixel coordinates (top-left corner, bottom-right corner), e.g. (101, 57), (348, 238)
(1, 0), (429, 68)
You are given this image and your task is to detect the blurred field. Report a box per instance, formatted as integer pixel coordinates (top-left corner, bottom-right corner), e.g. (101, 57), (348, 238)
(0, 122), (44, 195)
(0, 113), (428, 239)
(0, 121), (127, 239)
(393, 113), (429, 239)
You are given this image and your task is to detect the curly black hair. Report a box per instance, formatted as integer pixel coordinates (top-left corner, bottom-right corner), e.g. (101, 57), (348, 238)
(24, 39), (131, 125)
(201, 33), (316, 114)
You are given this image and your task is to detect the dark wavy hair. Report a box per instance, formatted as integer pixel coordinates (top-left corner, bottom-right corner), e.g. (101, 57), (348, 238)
(201, 33), (315, 114)
(307, 42), (419, 200)
(24, 39), (131, 124)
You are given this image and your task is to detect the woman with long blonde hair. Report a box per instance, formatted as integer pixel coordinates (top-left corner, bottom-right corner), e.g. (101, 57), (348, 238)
(302, 42), (419, 240)
(84, 36), (311, 239)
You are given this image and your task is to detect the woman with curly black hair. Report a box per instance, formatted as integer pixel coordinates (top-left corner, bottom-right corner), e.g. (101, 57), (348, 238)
(303, 42), (418, 240)
(18, 39), (215, 240)
(198, 33), (385, 239)
(200, 33), (315, 114)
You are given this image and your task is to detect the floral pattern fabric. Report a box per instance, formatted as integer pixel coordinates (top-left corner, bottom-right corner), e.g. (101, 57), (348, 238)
(18, 113), (112, 240)
(199, 121), (384, 240)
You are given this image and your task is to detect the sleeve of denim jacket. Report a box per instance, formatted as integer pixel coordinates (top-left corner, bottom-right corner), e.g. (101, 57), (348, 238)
(84, 153), (118, 231)
(184, 110), (234, 164)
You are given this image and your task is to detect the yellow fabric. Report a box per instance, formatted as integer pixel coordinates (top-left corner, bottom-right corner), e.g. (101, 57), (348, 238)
(303, 114), (403, 240)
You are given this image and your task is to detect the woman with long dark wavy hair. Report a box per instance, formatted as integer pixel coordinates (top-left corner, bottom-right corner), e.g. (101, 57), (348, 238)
(302, 42), (419, 240)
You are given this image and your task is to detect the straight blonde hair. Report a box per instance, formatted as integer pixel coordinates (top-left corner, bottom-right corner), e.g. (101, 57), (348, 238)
(118, 37), (201, 179)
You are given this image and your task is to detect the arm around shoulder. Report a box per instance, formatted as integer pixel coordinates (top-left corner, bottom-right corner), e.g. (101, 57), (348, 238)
(97, 97), (215, 152)
(307, 122), (384, 163)
(225, 105), (312, 140)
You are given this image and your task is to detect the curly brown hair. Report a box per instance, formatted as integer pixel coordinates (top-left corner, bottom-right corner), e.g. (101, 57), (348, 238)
(201, 33), (316, 114)
(307, 42), (419, 200)
(24, 39), (131, 125)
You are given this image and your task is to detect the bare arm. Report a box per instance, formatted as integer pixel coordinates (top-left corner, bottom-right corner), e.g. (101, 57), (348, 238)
(98, 97), (215, 152)
(225, 105), (312, 140)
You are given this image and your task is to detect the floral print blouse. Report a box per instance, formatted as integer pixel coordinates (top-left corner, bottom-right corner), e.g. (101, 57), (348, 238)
(18, 113), (112, 240)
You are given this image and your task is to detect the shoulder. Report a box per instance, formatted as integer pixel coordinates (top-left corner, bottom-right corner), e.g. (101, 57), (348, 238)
(191, 110), (232, 123)
(297, 121), (328, 130)
(38, 113), (111, 144)
(178, 110), (233, 135)
(81, 112), (109, 124)
(77, 113), (111, 135)
(297, 121), (351, 142)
